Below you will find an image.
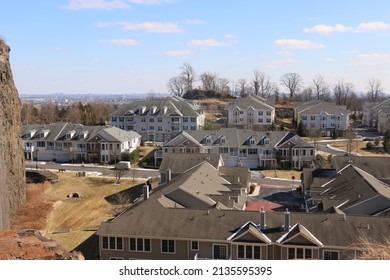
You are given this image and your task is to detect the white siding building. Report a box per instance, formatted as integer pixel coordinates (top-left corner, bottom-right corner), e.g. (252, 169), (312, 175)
(22, 123), (141, 163)
(227, 95), (275, 130)
(295, 101), (351, 136)
(110, 96), (205, 143)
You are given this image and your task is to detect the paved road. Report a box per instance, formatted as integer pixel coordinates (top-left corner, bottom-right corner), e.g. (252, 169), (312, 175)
(25, 161), (160, 180)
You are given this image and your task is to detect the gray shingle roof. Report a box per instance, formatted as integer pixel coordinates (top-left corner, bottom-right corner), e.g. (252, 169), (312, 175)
(165, 128), (310, 149)
(227, 95), (275, 110)
(110, 97), (202, 117)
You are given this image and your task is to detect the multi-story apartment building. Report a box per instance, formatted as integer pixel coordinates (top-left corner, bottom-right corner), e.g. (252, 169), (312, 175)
(295, 101), (351, 136)
(110, 96), (205, 143)
(21, 123), (141, 163)
(158, 128), (315, 170)
(362, 98), (390, 128)
(97, 159), (388, 260)
(378, 107), (390, 133)
(227, 95), (275, 130)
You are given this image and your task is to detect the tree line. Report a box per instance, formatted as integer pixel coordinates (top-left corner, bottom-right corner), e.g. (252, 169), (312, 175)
(167, 63), (387, 111)
(21, 101), (114, 126)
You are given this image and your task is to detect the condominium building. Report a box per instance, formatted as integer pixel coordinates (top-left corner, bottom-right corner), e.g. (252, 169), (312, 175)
(227, 95), (275, 130)
(110, 96), (205, 143)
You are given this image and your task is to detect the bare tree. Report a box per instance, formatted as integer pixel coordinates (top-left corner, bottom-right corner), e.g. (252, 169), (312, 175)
(166, 76), (186, 97)
(200, 72), (219, 91)
(238, 79), (249, 97)
(180, 63), (196, 93)
(280, 73), (304, 100)
(312, 74), (330, 100)
(114, 166), (128, 184)
(253, 70), (275, 98)
(217, 78), (230, 94)
(366, 78), (384, 102)
(301, 87), (314, 101)
(333, 80), (355, 106)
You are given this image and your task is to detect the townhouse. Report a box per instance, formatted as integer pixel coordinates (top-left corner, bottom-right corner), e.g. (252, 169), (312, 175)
(362, 98), (390, 128)
(21, 123), (141, 163)
(227, 95), (275, 130)
(158, 128), (315, 170)
(377, 107), (390, 134)
(304, 164), (390, 215)
(97, 159), (389, 260)
(294, 101), (351, 137)
(110, 96), (205, 143)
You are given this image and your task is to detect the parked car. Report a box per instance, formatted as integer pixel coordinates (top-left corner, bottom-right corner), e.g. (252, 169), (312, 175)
(115, 161), (131, 170)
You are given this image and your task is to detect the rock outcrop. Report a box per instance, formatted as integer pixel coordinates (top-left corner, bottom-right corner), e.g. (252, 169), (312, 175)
(0, 39), (26, 230)
(0, 230), (84, 260)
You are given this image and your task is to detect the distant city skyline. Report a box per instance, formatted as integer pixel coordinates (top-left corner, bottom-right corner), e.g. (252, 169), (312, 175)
(2, 0), (390, 95)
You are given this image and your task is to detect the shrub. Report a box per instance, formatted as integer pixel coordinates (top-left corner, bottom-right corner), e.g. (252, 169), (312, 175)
(366, 142), (373, 150)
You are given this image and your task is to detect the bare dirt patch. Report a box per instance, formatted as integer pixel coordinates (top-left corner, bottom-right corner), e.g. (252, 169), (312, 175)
(11, 172), (145, 254)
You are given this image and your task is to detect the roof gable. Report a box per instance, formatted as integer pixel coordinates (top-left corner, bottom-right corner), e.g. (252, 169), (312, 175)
(276, 223), (323, 247)
(227, 221), (271, 244)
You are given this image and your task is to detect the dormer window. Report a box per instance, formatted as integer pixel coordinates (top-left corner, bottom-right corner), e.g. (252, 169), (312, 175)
(66, 130), (76, 139)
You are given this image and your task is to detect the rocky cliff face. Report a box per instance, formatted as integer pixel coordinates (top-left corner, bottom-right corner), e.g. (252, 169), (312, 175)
(0, 39), (26, 230)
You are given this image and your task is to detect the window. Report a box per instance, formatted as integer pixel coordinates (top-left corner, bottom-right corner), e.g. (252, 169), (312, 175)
(119, 117), (124, 122)
(219, 147), (229, 154)
(248, 148), (258, 155)
(183, 117), (188, 122)
(37, 141), (46, 148)
(112, 117), (117, 122)
(213, 244), (228, 259)
(141, 118), (146, 122)
(258, 118), (263, 123)
(191, 117), (196, 122)
(258, 111), (263, 115)
(191, 241), (199, 251)
(129, 238), (151, 252)
(229, 147), (238, 156)
(302, 116), (307, 120)
(161, 240), (175, 253)
(324, 250), (339, 260)
(311, 116), (315, 120)
(237, 245), (261, 259)
(266, 111), (271, 115)
(149, 118), (154, 123)
(158, 118), (162, 122)
(102, 236), (123, 251)
(287, 247), (312, 259)
(158, 126), (163, 132)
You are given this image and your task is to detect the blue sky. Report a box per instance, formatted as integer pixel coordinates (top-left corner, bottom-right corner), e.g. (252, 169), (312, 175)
(1, 0), (390, 95)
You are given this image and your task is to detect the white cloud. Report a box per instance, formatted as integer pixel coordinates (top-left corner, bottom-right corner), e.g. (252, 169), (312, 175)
(224, 34), (237, 39)
(277, 50), (293, 56)
(63, 0), (130, 10)
(103, 39), (142, 46)
(356, 53), (390, 64)
(129, 0), (170, 4)
(188, 39), (232, 49)
(265, 58), (301, 68)
(63, 0), (169, 10)
(303, 24), (352, 35)
(356, 21), (390, 32)
(325, 57), (336, 62)
(120, 22), (182, 33)
(274, 39), (324, 49)
(184, 19), (204, 25)
(165, 50), (193, 56)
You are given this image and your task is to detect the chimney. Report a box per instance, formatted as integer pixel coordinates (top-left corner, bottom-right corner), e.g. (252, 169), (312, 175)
(166, 168), (172, 182)
(284, 208), (290, 231)
(143, 184), (149, 201)
(259, 208), (266, 230)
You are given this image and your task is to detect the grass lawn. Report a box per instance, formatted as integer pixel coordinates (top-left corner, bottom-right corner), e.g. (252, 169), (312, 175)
(330, 141), (390, 157)
(13, 172), (146, 254)
(261, 170), (302, 180)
